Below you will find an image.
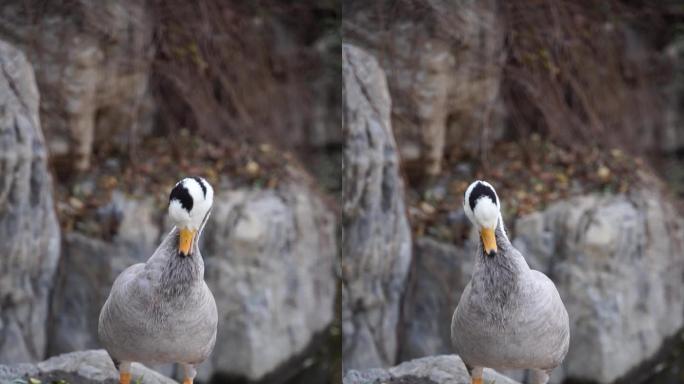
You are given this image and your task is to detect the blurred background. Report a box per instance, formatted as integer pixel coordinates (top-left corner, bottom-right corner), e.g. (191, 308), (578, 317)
(0, 1), (340, 384)
(341, 1), (684, 384)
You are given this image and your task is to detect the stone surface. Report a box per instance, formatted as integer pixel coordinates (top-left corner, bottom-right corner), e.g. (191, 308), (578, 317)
(398, 237), (474, 362)
(344, 0), (506, 179)
(0, 40), (61, 363)
(341, 44), (412, 371)
(513, 189), (684, 383)
(343, 355), (519, 384)
(200, 183), (337, 381)
(0, 1), (155, 171)
(0, 349), (176, 384)
(48, 193), (160, 355)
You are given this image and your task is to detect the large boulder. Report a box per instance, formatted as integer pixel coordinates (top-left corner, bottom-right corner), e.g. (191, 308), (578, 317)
(0, 40), (60, 363)
(513, 189), (684, 383)
(0, 349), (176, 384)
(344, 0), (506, 180)
(0, 0), (155, 172)
(341, 44), (412, 371)
(200, 183), (337, 381)
(343, 355), (519, 384)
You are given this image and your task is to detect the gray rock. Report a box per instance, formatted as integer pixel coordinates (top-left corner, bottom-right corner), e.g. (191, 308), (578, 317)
(200, 184), (336, 381)
(343, 355), (519, 384)
(513, 190), (684, 383)
(341, 44), (412, 371)
(0, 40), (60, 363)
(399, 237), (474, 361)
(344, 0), (506, 179)
(0, 349), (176, 384)
(0, 1), (155, 171)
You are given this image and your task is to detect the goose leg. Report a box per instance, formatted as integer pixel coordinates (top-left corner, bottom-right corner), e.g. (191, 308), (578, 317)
(118, 361), (132, 384)
(469, 366), (483, 384)
(182, 363), (197, 384)
(531, 369), (550, 384)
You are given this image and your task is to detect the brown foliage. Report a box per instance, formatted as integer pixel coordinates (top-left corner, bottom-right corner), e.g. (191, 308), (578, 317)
(150, 0), (339, 150)
(502, 0), (673, 155)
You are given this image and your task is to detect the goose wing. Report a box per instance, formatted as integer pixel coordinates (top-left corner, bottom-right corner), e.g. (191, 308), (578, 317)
(98, 262), (155, 361)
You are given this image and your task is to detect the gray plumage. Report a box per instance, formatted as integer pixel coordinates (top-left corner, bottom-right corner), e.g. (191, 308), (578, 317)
(98, 224), (218, 366)
(451, 220), (570, 383)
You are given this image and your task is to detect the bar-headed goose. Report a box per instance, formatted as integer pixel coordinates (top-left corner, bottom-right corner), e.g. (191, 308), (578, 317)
(99, 177), (218, 384)
(451, 180), (569, 384)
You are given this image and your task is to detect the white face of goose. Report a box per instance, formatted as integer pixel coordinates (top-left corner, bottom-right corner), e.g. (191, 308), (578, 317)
(168, 177), (214, 256)
(464, 180), (500, 257)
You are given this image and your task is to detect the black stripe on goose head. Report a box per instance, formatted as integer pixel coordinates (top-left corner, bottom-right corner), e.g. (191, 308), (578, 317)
(192, 176), (207, 197)
(170, 182), (193, 212)
(468, 182), (498, 211)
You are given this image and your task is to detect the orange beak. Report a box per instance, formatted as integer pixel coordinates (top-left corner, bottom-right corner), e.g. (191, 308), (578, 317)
(179, 228), (197, 256)
(480, 227), (497, 257)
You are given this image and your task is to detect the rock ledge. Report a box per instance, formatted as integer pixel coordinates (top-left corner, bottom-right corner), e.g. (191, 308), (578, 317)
(0, 350), (176, 384)
(343, 355), (519, 384)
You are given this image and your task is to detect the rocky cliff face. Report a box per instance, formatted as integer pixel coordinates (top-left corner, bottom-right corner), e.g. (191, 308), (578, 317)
(344, 0), (684, 182)
(0, 1), (155, 172)
(0, 40), (61, 363)
(344, 0), (506, 180)
(341, 44), (412, 371)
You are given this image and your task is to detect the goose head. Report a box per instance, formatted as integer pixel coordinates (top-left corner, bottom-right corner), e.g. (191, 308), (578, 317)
(464, 180), (501, 257)
(168, 177), (214, 256)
